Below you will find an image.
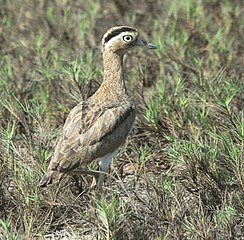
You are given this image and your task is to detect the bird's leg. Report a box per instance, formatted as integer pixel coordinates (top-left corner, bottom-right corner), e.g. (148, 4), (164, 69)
(70, 169), (100, 177)
(96, 171), (105, 190)
(96, 159), (111, 189)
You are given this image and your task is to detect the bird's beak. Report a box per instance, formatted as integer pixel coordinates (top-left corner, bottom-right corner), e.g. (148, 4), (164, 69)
(137, 36), (157, 49)
(146, 42), (157, 49)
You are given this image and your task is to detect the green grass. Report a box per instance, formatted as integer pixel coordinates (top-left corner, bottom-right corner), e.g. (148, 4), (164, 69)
(0, 0), (243, 239)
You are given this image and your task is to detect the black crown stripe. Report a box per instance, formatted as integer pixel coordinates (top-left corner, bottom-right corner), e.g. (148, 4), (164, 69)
(104, 27), (136, 44)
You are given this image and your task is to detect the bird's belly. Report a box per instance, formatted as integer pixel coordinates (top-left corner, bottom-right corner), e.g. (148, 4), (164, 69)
(86, 107), (136, 165)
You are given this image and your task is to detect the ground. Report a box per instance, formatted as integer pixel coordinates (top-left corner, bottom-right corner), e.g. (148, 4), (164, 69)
(0, 0), (243, 239)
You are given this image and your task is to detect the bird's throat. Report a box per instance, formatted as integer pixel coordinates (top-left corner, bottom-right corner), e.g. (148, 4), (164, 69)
(102, 51), (127, 95)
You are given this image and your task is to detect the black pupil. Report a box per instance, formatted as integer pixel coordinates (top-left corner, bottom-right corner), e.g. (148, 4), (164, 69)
(125, 36), (131, 41)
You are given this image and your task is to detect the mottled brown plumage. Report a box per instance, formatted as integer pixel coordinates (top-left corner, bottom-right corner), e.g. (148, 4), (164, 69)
(39, 26), (157, 188)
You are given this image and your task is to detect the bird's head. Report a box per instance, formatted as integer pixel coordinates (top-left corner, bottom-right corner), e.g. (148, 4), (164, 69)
(102, 26), (157, 55)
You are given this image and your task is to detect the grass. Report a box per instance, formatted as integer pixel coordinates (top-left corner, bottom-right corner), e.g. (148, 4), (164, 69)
(0, 0), (243, 239)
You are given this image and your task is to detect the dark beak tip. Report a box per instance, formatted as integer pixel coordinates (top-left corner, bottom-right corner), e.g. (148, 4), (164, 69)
(147, 43), (157, 49)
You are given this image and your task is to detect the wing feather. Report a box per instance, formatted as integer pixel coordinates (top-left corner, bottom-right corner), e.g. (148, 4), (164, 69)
(45, 101), (135, 174)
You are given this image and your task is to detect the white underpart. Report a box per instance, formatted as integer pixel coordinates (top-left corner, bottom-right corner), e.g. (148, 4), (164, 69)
(96, 150), (118, 188)
(94, 120), (135, 188)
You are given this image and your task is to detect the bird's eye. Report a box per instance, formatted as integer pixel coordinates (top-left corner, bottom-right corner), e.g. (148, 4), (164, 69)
(123, 35), (133, 43)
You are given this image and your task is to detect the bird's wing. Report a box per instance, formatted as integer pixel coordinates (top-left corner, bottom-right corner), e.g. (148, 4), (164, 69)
(46, 101), (135, 174)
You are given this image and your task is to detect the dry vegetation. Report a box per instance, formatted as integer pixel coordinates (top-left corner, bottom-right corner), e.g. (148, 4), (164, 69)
(0, 0), (243, 239)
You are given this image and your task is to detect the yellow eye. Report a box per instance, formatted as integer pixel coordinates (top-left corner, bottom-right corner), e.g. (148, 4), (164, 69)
(123, 35), (133, 43)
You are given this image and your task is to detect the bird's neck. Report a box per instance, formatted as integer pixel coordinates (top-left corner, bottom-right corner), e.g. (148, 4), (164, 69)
(101, 51), (127, 95)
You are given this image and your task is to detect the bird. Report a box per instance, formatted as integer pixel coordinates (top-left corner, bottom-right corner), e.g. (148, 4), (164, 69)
(39, 26), (157, 189)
